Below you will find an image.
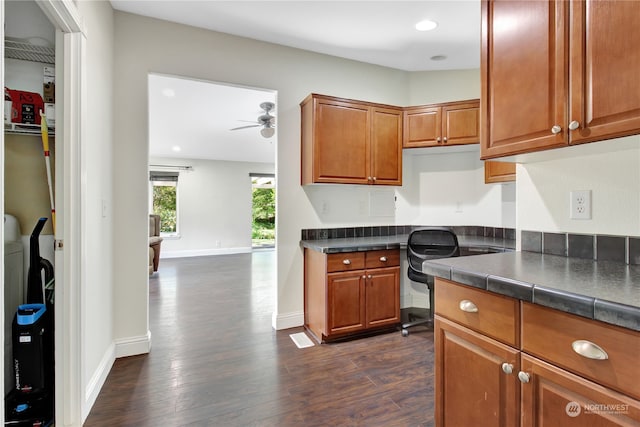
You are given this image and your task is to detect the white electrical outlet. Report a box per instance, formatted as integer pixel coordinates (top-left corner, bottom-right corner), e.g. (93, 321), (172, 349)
(570, 190), (591, 220)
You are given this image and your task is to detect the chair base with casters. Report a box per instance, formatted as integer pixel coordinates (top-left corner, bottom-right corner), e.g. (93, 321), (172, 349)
(402, 227), (459, 336)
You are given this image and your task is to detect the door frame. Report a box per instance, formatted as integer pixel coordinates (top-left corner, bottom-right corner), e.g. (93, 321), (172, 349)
(1, 1), (85, 425)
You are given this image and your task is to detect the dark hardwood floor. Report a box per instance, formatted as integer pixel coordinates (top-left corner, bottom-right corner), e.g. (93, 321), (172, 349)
(85, 251), (435, 426)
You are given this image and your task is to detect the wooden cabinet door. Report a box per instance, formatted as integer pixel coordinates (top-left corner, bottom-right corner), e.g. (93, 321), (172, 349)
(521, 354), (640, 427)
(403, 106), (441, 147)
(365, 266), (400, 328)
(327, 271), (366, 336)
(442, 101), (480, 145)
(484, 161), (515, 183)
(435, 316), (519, 427)
(569, 0), (640, 145)
(370, 107), (402, 185)
(313, 98), (370, 184)
(481, 0), (568, 159)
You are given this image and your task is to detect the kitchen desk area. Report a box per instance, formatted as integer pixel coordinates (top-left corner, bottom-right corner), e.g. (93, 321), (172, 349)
(300, 225), (515, 343)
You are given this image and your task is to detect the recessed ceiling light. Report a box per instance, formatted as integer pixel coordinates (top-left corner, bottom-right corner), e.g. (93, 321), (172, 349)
(415, 20), (438, 32)
(162, 88), (176, 98)
(430, 55), (447, 61)
(172, 146), (181, 152)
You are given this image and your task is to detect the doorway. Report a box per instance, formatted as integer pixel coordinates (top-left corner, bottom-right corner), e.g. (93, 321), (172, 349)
(251, 173), (275, 249)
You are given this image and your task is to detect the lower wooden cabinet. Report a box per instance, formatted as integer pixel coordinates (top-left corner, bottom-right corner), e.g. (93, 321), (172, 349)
(434, 278), (640, 427)
(305, 249), (400, 342)
(520, 354), (640, 427)
(435, 316), (520, 427)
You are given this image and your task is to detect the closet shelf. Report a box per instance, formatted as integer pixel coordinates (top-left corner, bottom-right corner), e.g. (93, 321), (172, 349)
(4, 122), (55, 136)
(5, 37), (55, 64)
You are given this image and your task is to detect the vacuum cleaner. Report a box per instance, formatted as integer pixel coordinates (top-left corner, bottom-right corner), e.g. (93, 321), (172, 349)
(5, 218), (54, 426)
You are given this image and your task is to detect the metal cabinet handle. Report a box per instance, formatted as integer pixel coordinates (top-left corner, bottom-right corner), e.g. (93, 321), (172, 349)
(443, 136), (448, 143)
(362, 275), (366, 279)
(501, 363), (513, 375)
(572, 340), (608, 360)
(342, 259), (351, 265)
(436, 137), (441, 142)
(518, 371), (530, 383)
(367, 274), (372, 279)
(367, 176), (372, 181)
(569, 120), (580, 130)
(379, 256), (387, 262)
(551, 125), (562, 134)
(372, 177), (377, 182)
(458, 300), (478, 313)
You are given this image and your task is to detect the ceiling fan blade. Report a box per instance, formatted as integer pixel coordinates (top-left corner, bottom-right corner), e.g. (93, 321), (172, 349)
(230, 124), (261, 131)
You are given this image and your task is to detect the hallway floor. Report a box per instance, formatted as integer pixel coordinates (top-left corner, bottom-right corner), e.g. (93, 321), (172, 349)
(85, 251), (434, 426)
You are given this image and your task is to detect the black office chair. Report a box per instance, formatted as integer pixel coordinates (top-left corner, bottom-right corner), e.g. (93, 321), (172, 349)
(402, 227), (460, 336)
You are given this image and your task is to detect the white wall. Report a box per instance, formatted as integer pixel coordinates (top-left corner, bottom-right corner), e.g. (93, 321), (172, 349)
(73, 0), (115, 419)
(149, 157), (274, 257)
(517, 135), (640, 237)
(111, 11), (514, 340)
(112, 11), (410, 338)
(398, 150), (515, 227)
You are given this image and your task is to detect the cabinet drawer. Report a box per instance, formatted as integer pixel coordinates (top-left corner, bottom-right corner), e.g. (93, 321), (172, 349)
(434, 278), (519, 347)
(522, 303), (640, 400)
(365, 250), (400, 268)
(327, 252), (365, 272)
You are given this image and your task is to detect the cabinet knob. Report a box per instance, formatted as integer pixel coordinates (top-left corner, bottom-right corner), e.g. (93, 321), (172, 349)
(372, 177), (377, 182)
(501, 363), (514, 375)
(458, 300), (478, 313)
(518, 371), (530, 383)
(436, 137), (441, 142)
(368, 176), (372, 181)
(569, 120), (580, 130)
(342, 259), (351, 265)
(572, 340), (608, 360)
(443, 136), (448, 143)
(367, 274), (372, 279)
(379, 256), (387, 262)
(551, 125), (562, 134)
(362, 275), (366, 279)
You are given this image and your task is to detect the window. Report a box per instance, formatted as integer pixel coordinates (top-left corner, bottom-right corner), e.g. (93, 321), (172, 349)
(150, 171), (179, 235)
(251, 174), (275, 248)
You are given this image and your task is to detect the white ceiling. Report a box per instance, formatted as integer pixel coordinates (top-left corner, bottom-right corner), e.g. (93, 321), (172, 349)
(113, 1), (481, 163)
(148, 74), (277, 163)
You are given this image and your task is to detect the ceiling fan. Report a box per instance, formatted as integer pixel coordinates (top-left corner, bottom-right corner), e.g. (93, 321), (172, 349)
(230, 101), (276, 138)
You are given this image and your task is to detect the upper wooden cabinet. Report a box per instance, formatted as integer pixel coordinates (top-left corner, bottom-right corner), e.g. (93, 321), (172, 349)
(403, 100), (480, 148)
(484, 161), (516, 184)
(481, 0), (640, 159)
(300, 94), (402, 186)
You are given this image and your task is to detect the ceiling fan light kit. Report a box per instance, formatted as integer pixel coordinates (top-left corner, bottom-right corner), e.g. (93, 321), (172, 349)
(230, 101), (276, 138)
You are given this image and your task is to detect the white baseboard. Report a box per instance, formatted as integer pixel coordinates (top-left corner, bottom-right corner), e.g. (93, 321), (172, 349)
(114, 330), (152, 358)
(161, 247), (252, 259)
(272, 310), (304, 330)
(82, 342), (115, 422)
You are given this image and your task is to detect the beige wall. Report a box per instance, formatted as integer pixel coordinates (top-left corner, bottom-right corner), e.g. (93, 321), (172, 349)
(4, 134), (55, 235)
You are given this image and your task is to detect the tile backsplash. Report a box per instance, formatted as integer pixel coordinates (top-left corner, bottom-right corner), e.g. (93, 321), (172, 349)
(302, 225), (516, 241)
(521, 230), (639, 265)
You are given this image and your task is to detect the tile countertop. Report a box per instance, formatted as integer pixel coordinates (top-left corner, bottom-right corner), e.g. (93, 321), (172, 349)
(300, 234), (516, 254)
(422, 251), (640, 332)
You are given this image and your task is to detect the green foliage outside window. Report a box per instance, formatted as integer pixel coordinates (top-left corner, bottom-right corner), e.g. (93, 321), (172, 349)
(153, 184), (177, 233)
(252, 187), (275, 241)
